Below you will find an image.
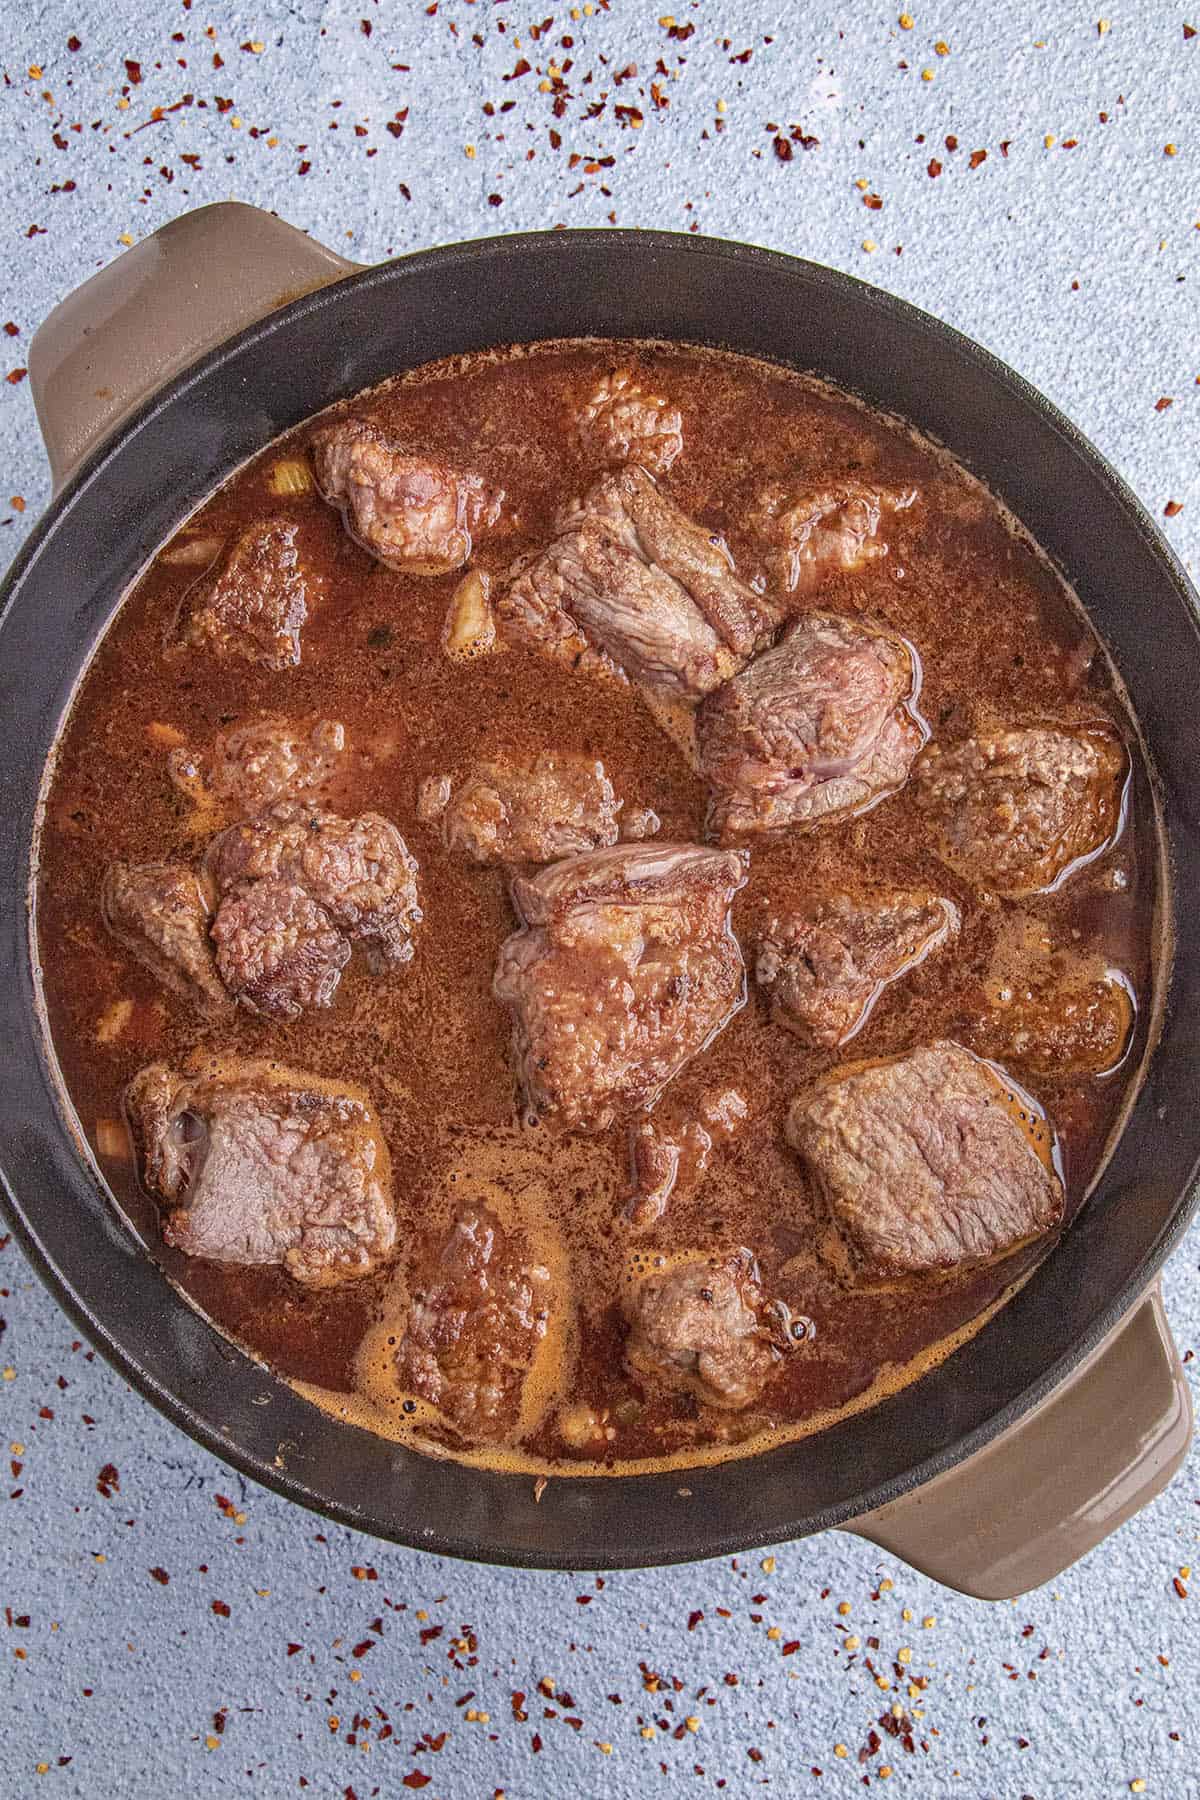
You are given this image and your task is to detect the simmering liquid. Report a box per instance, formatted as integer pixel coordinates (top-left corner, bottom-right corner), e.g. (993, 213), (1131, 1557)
(34, 341), (1163, 1474)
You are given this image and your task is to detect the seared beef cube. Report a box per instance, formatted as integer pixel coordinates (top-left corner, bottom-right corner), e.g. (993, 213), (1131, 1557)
(576, 370), (684, 475)
(418, 752), (621, 864)
(173, 519), (307, 670)
(311, 417), (502, 575)
(394, 1204), (552, 1442)
(915, 726), (1125, 895)
(170, 716), (345, 816)
(493, 843), (748, 1132)
(750, 481), (917, 596)
(208, 802), (421, 971)
(698, 611), (923, 839)
(624, 1250), (780, 1409)
(963, 956), (1134, 1077)
(101, 861), (226, 1006)
(126, 1057), (395, 1287)
(499, 467), (763, 698)
(210, 878), (350, 1019)
(787, 1041), (1063, 1279)
(757, 890), (958, 1047)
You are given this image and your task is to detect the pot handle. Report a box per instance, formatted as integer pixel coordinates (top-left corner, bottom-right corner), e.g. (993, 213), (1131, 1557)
(28, 201), (361, 490)
(850, 1285), (1191, 1599)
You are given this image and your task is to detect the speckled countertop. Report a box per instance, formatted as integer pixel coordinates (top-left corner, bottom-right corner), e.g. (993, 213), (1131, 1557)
(2, 4), (1199, 1796)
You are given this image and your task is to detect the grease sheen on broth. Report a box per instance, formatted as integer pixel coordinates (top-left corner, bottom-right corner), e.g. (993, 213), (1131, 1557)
(36, 339), (1159, 1475)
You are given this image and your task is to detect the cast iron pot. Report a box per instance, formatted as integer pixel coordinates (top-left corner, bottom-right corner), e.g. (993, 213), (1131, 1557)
(2, 204), (1198, 1599)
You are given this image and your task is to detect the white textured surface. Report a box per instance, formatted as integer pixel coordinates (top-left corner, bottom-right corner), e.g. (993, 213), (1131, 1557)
(1, 3), (1199, 1794)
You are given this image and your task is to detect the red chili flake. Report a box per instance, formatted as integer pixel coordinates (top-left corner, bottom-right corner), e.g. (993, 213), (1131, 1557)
(97, 1463), (120, 1497)
(1062, 138), (1078, 148)
(667, 20), (695, 39)
(67, 35), (82, 51)
(1000, 139), (1011, 156)
(969, 149), (987, 169)
(211, 1599), (231, 1618)
(505, 58), (532, 80)
(11, 496), (26, 513)
(512, 1691), (528, 1721)
(575, 1594), (592, 1605)
(401, 1777), (431, 1791)
(488, 193), (503, 206)
(781, 1640), (801, 1656)
(927, 158), (942, 177)
(287, 1642), (303, 1655)
(1164, 500), (1184, 517)
(1155, 396), (1174, 412)
(361, 18), (373, 34)
(531, 1733), (543, 1752)
(773, 137), (793, 161)
(688, 1610), (704, 1631)
(945, 134), (958, 151)
(748, 1748), (764, 1762)
(387, 121), (404, 138)
(149, 1567), (169, 1585)
(298, 161), (311, 175)
(125, 60), (142, 84)
(419, 1625), (443, 1645)
(723, 1673), (739, 1686)
(863, 192), (883, 209)
(2, 323), (18, 336)
(1185, 22), (1197, 39)
(352, 1640), (374, 1658)
(26, 226), (46, 238)
(1174, 1576), (1189, 1598)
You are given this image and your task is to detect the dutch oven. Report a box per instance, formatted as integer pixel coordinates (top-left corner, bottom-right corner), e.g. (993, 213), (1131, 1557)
(2, 203), (1198, 1598)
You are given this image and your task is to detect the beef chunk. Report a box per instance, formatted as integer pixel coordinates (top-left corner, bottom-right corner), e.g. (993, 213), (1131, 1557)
(623, 1251), (781, 1409)
(576, 370), (684, 475)
(750, 481), (917, 597)
(493, 843), (748, 1132)
(963, 956), (1134, 1078)
(173, 519), (307, 670)
(915, 726), (1125, 895)
(756, 890), (959, 1047)
(210, 878), (351, 1019)
(311, 417), (502, 575)
(625, 1087), (748, 1225)
(698, 611), (923, 839)
(787, 1041), (1064, 1279)
(394, 1204), (552, 1442)
(208, 802), (421, 972)
(170, 716), (345, 816)
(101, 861), (226, 1005)
(418, 752), (621, 864)
(126, 1058), (395, 1287)
(499, 467), (763, 697)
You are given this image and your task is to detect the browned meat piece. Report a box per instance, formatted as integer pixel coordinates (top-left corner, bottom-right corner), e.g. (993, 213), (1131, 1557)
(787, 1041), (1064, 1280)
(963, 958), (1134, 1077)
(576, 370), (684, 475)
(126, 1057), (396, 1287)
(756, 890), (959, 1047)
(394, 1205), (552, 1441)
(623, 1251), (782, 1408)
(625, 1087), (748, 1226)
(498, 467), (764, 698)
(750, 481), (917, 597)
(417, 753), (621, 864)
(493, 843), (748, 1132)
(169, 716), (345, 816)
(311, 417), (502, 575)
(698, 611), (923, 839)
(173, 519), (307, 670)
(101, 861), (226, 1006)
(916, 727), (1126, 896)
(210, 878), (351, 1019)
(208, 802), (421, 971)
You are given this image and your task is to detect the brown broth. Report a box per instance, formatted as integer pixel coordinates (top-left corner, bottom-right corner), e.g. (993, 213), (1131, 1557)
(34, 340), (1162, 1475)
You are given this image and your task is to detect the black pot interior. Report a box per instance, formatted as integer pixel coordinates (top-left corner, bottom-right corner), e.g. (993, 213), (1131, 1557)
(2, 232), (1199, 1568)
